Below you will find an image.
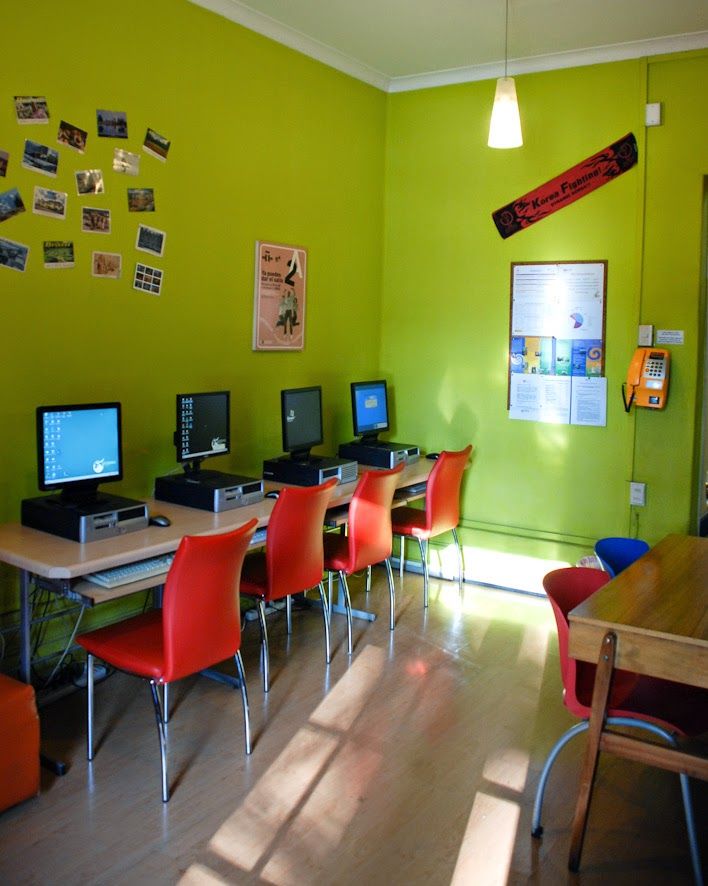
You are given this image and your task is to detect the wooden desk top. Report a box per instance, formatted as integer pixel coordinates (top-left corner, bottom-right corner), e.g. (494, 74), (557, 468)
(569, 534), (708, 689)
(0, 459), (433, 583)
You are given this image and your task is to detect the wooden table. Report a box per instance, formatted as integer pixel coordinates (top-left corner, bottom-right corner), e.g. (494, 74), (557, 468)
(0, 459), (433, 684)
(567, 534), (708, 873)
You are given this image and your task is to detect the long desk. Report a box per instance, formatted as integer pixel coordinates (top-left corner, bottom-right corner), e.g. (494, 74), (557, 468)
(0, 459), (433, 685)
(567, 534), (708, 876)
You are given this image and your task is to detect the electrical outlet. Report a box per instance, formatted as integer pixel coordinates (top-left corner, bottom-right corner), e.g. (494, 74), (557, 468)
(630, 482), (646, 507)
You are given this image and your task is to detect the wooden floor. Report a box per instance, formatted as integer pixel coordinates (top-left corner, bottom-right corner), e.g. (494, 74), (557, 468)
(1, 570), (705, 885)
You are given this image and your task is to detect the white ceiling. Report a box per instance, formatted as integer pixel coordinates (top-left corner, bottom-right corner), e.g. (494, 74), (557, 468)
(190, 0), (708, 91)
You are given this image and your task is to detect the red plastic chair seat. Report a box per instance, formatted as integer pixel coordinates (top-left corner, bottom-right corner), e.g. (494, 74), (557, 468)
(79, 611), (164, 680)
(321, 534), (350, 572)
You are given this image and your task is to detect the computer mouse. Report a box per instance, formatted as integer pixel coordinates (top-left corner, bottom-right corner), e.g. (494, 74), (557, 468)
(265, 491), (280, 499)
(426, 452), (441, 460)
(149, 514), (172, 527)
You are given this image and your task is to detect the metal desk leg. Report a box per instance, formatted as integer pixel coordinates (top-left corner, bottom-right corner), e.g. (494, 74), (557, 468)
(19, 569), (31, 684)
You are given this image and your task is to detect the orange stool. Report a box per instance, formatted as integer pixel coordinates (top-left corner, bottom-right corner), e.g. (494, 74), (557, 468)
(0, 673), (40, 812)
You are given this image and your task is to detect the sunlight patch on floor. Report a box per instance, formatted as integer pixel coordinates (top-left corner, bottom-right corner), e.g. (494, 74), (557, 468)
(450, 792), (520, 885)
(204, 646), (386, 880)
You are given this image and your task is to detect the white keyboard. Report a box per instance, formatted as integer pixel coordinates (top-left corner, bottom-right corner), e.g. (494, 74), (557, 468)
(85, 554), (175, 589)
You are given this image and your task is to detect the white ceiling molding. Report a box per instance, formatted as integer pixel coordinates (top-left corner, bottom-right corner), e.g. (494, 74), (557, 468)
(189, 1), (708, 94)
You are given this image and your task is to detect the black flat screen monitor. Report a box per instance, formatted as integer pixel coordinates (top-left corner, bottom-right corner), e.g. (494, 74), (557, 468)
(281, 386), (323, 461)
(351, 379), (390, 441)
(176, 391), (230, 474)
(37, 402), (123, 502)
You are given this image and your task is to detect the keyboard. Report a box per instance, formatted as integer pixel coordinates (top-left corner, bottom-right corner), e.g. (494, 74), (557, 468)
(252, 527), (267, 545)
(85, 553), (175, 589)
(400, 482), (427, 495)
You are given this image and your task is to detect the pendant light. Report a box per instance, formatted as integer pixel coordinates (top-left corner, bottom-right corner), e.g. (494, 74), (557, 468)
(487, 0), (523, 148)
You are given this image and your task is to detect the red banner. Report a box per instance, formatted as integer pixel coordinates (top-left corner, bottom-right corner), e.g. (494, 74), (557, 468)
(492, 132), (638, 239)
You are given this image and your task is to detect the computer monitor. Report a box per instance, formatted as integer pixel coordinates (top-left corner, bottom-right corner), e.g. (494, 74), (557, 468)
(351, 379), (390, 442)
(281, 386), (323, 461)
(175, 391), (230, 474)
(36, 402), (123, 502)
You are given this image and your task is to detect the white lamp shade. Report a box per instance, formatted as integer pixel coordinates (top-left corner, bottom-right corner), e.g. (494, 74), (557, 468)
(488, 77), (523, 148)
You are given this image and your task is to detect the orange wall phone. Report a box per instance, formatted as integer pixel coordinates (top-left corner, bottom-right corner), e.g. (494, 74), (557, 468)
(622, 347), (670, 411)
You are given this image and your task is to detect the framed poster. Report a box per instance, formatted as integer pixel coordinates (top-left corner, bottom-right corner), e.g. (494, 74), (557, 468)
(253, 241), (307, 351)
(508, 261), (607, 425)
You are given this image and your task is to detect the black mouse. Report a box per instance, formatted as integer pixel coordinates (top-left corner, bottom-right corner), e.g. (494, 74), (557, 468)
(149, 514), (171, 527)
(265, 491), (280, 499)
(426, 452), (441, 460)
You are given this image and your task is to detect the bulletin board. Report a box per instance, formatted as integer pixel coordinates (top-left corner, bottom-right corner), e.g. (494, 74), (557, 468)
(508, 261), (607, 426)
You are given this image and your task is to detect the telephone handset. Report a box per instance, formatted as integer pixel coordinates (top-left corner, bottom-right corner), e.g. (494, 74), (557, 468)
(622, 347), (670, 412)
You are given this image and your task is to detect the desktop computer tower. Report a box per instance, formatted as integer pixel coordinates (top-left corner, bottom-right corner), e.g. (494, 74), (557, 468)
(338, 440), (420, 469)
(154, 472), (264, 512)
(262, 455), (358, 487)
(21, 494), (148, 543)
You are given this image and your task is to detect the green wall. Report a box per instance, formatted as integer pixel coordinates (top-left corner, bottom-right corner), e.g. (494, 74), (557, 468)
(382, 52), (708, 559)
(1, 0), (385, 634)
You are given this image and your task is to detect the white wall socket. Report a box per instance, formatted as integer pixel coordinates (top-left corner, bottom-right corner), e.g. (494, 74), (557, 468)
(630, 482), (646, 507)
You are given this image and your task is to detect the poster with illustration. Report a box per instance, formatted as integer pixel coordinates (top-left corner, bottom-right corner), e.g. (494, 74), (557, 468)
(252, 241), (307, 351)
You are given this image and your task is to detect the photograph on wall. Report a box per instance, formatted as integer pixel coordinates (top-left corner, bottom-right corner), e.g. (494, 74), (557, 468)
(75, 169), (104, 195)
(253, 241), (307, 351)
(508, 261), (607, 426)
(143, 128), (170, 161)
(0, 237), (29, 271)
(43, 240), (75, 269)
(0, 151), (8, 177)
(133, 261), (163, 295)
(15, 96), (49, 123)
(127, 187), (154, 211)
(96, 109), (127, 138)
(113, 148), (140, 176)
(0, 187), (26, 222)
(22, 139), (59, 176)
(57, 120), (87, 153)
(82, 206), (110, 233)
(32, 186), (67, 220)
(136, 223), (165, 256)
(92, 251), (121, 278)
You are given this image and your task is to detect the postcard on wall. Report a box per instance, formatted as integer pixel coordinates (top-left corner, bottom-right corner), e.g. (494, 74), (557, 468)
(33, 186), (67, 220)
(0, 187), (26, 223)
(22, 139), (58, 176)
(75, 169), (104, 195)
(0, 237), (29, 272)
(0, 151), (8, 177)
(133, 261), (163, 295)
(57, 120), (87, 153)
(127, 187), (154, 211)
(253, 241), (307, 351)
(113, 148), (140, 176)
(92, 251), (121, 278)
(15, 96), (49, 123)
(44, 241), (75, 269)
(136, 224), (165, 256)
(82, 207), (110, 233)
(97, 110), (127, 138)
(143, 128), (170, 161)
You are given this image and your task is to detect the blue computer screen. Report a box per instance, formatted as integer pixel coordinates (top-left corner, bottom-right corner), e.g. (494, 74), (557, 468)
(38, 403), (122, 489)
(352, 380), (389, 437)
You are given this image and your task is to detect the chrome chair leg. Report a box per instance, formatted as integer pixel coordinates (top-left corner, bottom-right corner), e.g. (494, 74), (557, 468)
(149, 680), (169, 802)
(286, 595), (292, 634)
(234, 650), (252, 755)
(418, 538), (429, 607)
(532, 721), (589, 836)
(86, 653), (95, 760)
(452, 526), (464, 588)
(317, 582), (331, 664)
(327, 571), (334, 621)
(399, 536), (405, 579)
(163, 683), (169, 724)
(257, 599), (270, 692)
(338, 571), (353, 655)
(385, 558), (396, 631)
(366, 565), (372, 594)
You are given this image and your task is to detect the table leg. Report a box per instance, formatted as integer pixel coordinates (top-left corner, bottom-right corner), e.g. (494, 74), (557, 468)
(19, 569), (31, 684)
(568, 630), (617, 872)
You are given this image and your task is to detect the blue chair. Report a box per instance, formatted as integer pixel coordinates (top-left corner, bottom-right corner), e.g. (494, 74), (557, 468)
(594, 536), (650, 577)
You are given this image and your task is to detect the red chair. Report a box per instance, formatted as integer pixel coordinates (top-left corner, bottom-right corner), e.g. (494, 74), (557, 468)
(77, 519), (258, 802)
(391, 445), (472, 606)
(240, 478), (337, 692)
(323, 464), (404, 648)
(533, 567), (708, 881)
